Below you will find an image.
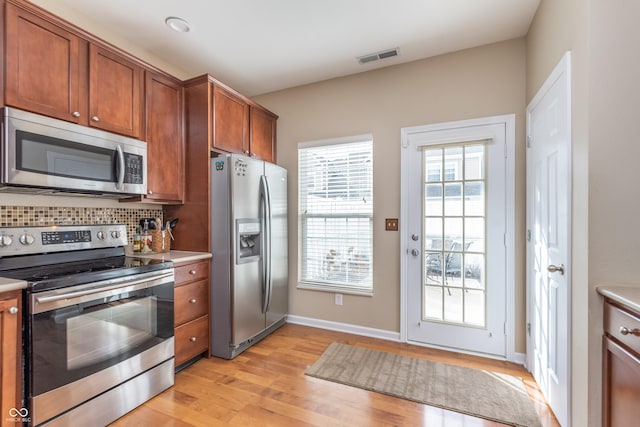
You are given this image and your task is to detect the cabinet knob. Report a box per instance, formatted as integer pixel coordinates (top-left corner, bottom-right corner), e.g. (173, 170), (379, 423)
(91, 116), (100, 122)
(189, 298), (197, 304)
(8, 306), (18, 315)
(72, 111), (80, 118)
(189, 336), (197, 342)
(189, 270), (196, 275)
(147, 190), (153, 195)
(619, 326), (640, 336)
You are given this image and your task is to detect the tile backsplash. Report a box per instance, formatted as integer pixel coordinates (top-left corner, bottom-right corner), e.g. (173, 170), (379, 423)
(0, 205), (163, 245)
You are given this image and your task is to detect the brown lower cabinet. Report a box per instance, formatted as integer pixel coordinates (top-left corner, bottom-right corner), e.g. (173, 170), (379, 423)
(603, 300), (640, 427)
(173, 260), (210, 369)
(0, 290), (22, 427)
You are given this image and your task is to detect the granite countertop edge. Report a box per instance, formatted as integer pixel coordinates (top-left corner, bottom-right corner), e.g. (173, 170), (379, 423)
(130, 250), (212, 266)
(0, 277), (28, 293)
(597, 286), (640, 313)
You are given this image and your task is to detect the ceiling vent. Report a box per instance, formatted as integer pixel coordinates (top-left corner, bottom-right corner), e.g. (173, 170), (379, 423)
(357, 48), (399, 65)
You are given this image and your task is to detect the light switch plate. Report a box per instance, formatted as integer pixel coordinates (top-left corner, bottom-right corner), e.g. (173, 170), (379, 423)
(385, 218), (398, 231)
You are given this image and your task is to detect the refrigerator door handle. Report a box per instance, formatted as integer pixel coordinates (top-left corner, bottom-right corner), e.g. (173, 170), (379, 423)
(259, 175), (273, 313)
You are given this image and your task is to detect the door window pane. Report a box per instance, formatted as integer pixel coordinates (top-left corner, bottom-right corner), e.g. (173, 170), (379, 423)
(423, 143), (487, 326)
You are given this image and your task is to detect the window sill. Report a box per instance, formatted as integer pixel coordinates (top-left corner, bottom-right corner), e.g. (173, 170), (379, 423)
(297, 281), (373, 297)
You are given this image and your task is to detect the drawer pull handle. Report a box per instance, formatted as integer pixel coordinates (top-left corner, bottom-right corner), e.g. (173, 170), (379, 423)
(619, 326), (640, 336)
(189, 298), (197, 304)
(189, 337), (197, 342)
(189, 270), (197, 275)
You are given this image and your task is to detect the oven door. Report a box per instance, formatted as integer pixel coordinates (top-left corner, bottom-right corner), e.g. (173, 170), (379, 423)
(27, 269), (174, 426)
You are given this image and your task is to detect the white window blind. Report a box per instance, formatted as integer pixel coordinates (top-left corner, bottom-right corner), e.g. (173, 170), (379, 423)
(298, 136), (373, 293)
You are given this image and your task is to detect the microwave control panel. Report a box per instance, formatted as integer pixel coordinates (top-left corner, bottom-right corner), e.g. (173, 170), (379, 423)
(124, 153), (144, 184)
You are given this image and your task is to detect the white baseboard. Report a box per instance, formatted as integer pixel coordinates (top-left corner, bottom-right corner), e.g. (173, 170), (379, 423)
(286, 315), (527, 366)
(286, 315), (401, 342)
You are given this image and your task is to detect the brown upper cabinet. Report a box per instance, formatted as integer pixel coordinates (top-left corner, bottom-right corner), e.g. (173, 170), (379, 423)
(249, 105), (277, 163)
(212, 84), (249, 155)
(143, 72), (184, 203)
(5, 2), (84, 123)
(88, 45), (144, 138)
(185, 75), (277, 163)
(4, 1), (144, 139)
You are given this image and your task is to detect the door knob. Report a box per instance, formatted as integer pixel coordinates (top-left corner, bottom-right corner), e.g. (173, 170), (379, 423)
(547, 264), (565, 275)
(411, 248), (420, 256)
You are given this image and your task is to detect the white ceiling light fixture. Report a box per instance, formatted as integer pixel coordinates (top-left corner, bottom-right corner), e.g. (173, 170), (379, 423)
(165, 16), (190, 33)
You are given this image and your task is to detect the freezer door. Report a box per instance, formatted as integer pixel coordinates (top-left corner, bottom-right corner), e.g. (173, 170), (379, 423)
(264, 161), (288, 328)
(229, 155), (267, 346)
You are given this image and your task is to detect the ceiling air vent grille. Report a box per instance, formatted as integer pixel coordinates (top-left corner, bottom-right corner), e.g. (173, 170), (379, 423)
(357, 48), (399, 65)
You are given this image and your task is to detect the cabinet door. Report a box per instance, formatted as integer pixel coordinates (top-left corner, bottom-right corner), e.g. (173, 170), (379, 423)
(249, 105), (277, 163)
(603, 336), (640, 427)
(0, 292), (22, 427)
(89, 45), (143, 138)
(5, 3), (83, 123)
(144, 72), (184, 202)
(212, 84), (249, 154)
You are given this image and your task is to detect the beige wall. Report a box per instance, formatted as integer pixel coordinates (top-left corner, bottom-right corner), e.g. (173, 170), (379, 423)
(526, 0), (591, 425)
(255, 38), (528, 351)
(588, 1), (640, 426)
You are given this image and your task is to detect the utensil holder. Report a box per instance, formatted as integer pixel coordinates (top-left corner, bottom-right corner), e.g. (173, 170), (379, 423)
(151, 230), (170, 253)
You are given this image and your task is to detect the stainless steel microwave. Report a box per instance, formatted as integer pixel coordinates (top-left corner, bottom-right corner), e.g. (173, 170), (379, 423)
(1, 107), (147, 197)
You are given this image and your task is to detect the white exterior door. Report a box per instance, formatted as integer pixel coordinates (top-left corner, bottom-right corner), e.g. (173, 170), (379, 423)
(526, 52), (571, 427)
(401, 115), (515, 358)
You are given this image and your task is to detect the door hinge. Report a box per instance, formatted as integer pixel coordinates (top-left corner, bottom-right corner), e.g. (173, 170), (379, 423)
(526, 229), (531, 242)
(503, 233), (507, 247)
(526, 135), (532, 148)
(504, 322), (507, 335)
(504, 142), (508, 158)
(527, 322), (531, 336)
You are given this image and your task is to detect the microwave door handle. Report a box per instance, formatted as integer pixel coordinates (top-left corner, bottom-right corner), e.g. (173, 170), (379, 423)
(115, 144), (125, 190)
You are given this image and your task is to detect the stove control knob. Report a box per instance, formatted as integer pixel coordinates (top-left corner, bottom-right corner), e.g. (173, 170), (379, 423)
(0, 235), (12, 247)
(111, 231), (121, 239)
(96, 231), (106, 240)
(19, 234), (35, 245)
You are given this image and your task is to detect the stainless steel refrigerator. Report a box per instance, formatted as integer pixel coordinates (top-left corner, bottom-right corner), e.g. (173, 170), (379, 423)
(210, 153), (288, 359)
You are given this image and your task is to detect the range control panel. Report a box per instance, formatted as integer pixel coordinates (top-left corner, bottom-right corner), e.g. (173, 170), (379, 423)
(0, 224), (127, 257)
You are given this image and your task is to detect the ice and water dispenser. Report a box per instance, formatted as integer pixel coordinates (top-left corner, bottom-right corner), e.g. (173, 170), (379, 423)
(236, 219), (261, 264)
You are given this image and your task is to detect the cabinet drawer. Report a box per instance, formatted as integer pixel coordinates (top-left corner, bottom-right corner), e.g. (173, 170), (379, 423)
(605, 302), (640, 355)
(175, 279), (208, 325)
(174, 260), (209, 284)
(174, 315), (209, 366)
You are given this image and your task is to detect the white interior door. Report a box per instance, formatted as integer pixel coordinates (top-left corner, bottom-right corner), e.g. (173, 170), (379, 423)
(526, 52), (571, 427)
(401, 116), (515, 358)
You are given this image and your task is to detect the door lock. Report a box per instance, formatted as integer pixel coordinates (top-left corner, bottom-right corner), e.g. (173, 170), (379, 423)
(547, 264), (565, 275)
(411, 234), (419, 241)
(411, 248), (420, 256)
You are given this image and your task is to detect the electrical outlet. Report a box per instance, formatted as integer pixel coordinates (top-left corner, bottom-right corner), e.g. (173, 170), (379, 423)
(385, 218), (398, 231)
(335, 293), (343, 305)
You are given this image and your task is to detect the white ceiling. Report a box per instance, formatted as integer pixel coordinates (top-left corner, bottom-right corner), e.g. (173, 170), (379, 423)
(30, 0), (540, 96)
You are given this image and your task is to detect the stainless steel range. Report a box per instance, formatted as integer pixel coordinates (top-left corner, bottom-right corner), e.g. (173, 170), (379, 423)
(0, 224), (175, 427)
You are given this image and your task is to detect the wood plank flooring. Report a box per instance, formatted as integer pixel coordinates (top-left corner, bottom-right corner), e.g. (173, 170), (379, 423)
(111, 323), (560, 426)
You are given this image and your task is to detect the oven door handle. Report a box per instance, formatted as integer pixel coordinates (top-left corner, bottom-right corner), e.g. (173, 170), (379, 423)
(34, 271), (173, 306)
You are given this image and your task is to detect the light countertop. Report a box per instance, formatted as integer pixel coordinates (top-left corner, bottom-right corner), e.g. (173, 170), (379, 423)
(130, 250), (212, 266)
(597, 286), (640, 313)
(0, 276), (28, 293)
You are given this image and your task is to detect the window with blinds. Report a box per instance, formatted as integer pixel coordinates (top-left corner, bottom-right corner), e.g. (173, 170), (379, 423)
(298, 135), (373, 294)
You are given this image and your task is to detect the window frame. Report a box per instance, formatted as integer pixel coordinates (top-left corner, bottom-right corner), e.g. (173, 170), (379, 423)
(297, 134), (374, 295)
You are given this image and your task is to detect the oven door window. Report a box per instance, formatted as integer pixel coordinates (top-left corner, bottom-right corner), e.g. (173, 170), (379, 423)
(30, 284), (173, 396)
(16, 130), (117, 182)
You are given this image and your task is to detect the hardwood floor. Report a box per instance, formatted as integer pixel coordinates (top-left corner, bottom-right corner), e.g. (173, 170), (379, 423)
(111, 323), (560, 426)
